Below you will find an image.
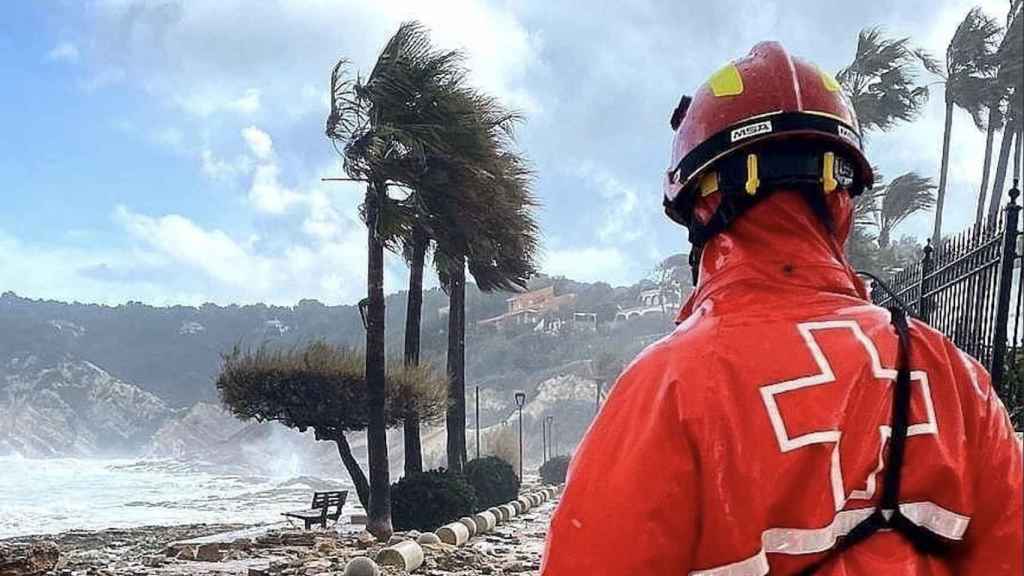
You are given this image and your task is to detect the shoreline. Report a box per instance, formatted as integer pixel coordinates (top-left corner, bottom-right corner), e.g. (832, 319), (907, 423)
(1, 496), (557, 575)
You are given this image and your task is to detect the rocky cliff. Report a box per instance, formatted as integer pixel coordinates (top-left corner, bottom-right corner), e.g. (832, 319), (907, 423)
(0, 357), (171, 457)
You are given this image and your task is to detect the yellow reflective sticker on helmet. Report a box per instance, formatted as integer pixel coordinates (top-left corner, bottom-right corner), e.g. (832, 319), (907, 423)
(823, 152), (838, 193)
(745, 154), (759, 195)
(708, 64), (744, 97)
(699, 172), (719, 197)
(820, 70), (841, 92)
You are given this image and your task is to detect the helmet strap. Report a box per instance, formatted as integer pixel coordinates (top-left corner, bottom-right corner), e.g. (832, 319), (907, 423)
(678, 146), (855, 284)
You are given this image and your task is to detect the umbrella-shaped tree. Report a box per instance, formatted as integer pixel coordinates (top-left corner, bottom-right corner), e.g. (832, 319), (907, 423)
(216, 343), (446, 514)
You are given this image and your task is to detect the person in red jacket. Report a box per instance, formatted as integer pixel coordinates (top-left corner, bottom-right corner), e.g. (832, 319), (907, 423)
(541, 42), (1023, 575)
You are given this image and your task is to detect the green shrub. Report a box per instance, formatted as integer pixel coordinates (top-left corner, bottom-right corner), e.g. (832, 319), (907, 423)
(390, 469), (477, 531)
(463, 456), (520, 509)
(539, 455), (570, 485)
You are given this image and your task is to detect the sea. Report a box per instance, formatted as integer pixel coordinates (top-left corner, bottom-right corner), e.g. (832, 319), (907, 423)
(0, 455), (358, 539)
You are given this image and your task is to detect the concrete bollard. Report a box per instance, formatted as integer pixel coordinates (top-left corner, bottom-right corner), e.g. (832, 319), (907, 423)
(471, 510), (497, 533)
(501, 503), (518, 520)
(517, 497), (532, 512)
(376, 540), (424, 572)
(436, 522), (470, 546)
(343, 556), (380, 576)
(510, 500), (524, 515)
(458, 516), (478, 537)
(489, 506), (508, 523)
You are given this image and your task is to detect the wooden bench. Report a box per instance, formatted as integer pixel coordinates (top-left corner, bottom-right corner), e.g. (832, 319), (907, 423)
(281, 490), (348, 529)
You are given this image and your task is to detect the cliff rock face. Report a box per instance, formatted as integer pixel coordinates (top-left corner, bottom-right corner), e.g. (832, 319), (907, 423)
(146, 402), (248, 460)
(0, 357), (170, 457)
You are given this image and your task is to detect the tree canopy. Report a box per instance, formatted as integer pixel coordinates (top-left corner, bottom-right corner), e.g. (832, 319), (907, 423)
(216, 341), (447, 441)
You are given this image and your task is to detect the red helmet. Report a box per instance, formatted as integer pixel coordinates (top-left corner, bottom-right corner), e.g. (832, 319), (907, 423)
(664, 42), (873, 227)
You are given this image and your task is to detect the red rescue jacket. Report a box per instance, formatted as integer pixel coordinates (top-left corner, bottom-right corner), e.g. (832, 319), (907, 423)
(541, 189), (1023, 575)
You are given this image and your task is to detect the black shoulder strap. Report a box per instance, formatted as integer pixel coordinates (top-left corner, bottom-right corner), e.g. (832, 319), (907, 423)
(796, 309), (950, 575)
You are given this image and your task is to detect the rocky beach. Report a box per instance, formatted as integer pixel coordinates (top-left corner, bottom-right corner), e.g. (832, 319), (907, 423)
(0, 491), (557, 576)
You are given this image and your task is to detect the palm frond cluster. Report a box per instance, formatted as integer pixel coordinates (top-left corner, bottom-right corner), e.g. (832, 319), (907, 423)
(841, 2), (1024, 272)
(322, 20), (542, 531)
(326, 21), (539, 287)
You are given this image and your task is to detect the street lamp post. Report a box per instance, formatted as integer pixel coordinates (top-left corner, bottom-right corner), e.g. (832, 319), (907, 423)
(541, 418), (548, 463)
(547, 415), (555, 458)
(514, 391), (526, 480)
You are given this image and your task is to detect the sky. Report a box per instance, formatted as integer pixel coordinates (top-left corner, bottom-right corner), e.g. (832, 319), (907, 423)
(0, 0), (1017, 306)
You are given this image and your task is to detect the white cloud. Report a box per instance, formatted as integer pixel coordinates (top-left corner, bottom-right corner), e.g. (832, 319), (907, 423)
(87, 0), (539, 119)
(229, 89), (262, 115)
(152, 127), (185, 151)
(114, 206), (257, 287)
(46, 42), (80, 63)
(200, 148), (251, 180)
(573, 161), (644, 244)
(108, 192), (393, 305)
(543, 247), (629, 284)
(242, 126), (273, 159)
(249, 163), (304, 214)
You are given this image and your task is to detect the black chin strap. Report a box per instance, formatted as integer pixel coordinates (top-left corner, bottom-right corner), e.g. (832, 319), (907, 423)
(797, 308), (951, 575)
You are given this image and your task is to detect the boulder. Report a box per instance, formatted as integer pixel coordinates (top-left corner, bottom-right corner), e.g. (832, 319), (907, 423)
(435, 522), (470, 546)
(416, 532), (442, 545)
(516, 497), (532, 512)
(194, 543), (223, 562)
(342, 556), (380, 576)
(375, 540), (424, 571)
(0, 542), (60, 576)
(356, 531), (376, 549)
(313, 538), (336, 555)
(510, 500), (524, 515)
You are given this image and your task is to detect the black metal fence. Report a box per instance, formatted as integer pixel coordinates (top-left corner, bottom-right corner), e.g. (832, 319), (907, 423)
(873, 184), (1022, 423)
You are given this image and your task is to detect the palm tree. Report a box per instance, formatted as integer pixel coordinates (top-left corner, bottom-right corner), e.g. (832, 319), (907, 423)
(836, 28), (931, 133)
(838, 29), (936, 269)
(986, 2), (1023, 220)
(929, 7), (1002, 246)
(400, 224), (429, 476)
(325, 22), (466, 540)
(874, 173), (937, 248)
(430, 149), (539, 473)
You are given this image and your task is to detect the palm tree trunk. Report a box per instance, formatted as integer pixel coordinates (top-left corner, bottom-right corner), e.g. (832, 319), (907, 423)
(364, 180), (392, 540)
(335, 433), (370, 510)
(445, 252), (467, 473)
(976, 104), (1000, 227)
(878, 226), (891, 250)
(933, 99), (955, 248)
(402, 228), (428, 477)
(1013, 122), (1022, 183)
(988, 110), (1019, 221)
